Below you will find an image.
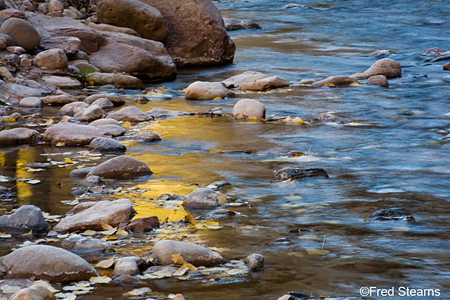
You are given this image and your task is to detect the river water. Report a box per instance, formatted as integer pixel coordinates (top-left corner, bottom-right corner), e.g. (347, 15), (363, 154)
(1, 0), (450, 299)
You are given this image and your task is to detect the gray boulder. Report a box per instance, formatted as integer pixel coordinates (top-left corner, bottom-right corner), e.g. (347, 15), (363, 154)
(232, 99), (266, 120)
(0, 128), (41, 146)
(18, 97), (42, 108)
(87, 156), (152, 178)
(9, 284), (56, 300)
(152, 240), (226, 267)
(182, 188), (227, 208)
(0, 205), (48, 234)
(89, 137), (127, 153)
(185, 81), (234, 100)
(43, 122), (111, 145)
(0, 245), (97, 282)
(61, 234), (113, 253)
(91, 97), (114, 110)
(351, 58), (402, 79)
(73, 104), (104, 122)
(222, 71), (268, 88)
(53, 198), (135, 232)
(108, 106), (152, 122)
(0, 18), (41, 51)
(366, 75), (389, 88)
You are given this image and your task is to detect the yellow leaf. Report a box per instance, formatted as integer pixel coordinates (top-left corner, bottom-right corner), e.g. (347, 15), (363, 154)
(172, 253), (185, 265)
(184, 209), (197, 225)
(247, 116), (258, 121)
(95, 256), (115, 268)
(182, 262), (197, 271)
(172, 266), (189, 277)
(56, 142), (66, 147)
(123, 287), (152, 296)
(204, 221), (222, 230)
(45, 118), (54, 126)
(88, 81), (94, 86)
(212, 97), (223, 100)
(61, 116), (69, 122)
(101, 223), (115, 230)
(160, 87), (167, 91)
(17, 117), (24, 121)
(65, 158), (73, 164)
(325, 83), (335, 86)
(81, 230), (96, 236)
(56, 179), (63, 186)
(115, 229), (128, 237)
(122, 121), (131, 127)
(3, 93), (9, 99)
(292, 117), (303, 123)
(89, 276), (112, 284)
(8, 118), (16, 122)
(350, 82), (361, 86)
(305, 249), (330, 255)
(68, 199), (79, 205)
(287, 251), (304, 257)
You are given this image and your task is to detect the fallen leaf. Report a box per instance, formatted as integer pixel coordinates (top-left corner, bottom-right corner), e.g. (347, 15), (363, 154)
(45, 119), (54, 126)
(65, 158), (74, 164)
(26, 168), (45, 172)
(305, 249), (330, 255)
(115, 229), (128, 237)
(55, 292), (76, 299)
(184, 209), (197, 225)
(149, 268), (173, 278)
(123, 287), (152, 296)
(3, 93), (9, 99)
(298, 234), (318, 240)
(56, 142), (66, 147)
(122, 121), (131, 127)
(287, 251), (304, 257)
(81, 230), (96, 236)
(172, 253), (185, 265)
(61, 116), (69, 122)
(172, 266), (189, 277)
(99, 270), (113, 277)
(292, 117), (303, 123)
(95, 256), (115, 268)
(26, 179), (41, 185)
(67, 199), (79, 206)
(89, 276), (112, 284)
(56, 180), (63, 186)
(212, 97), (223, 100)
(1, 285), (21, 293)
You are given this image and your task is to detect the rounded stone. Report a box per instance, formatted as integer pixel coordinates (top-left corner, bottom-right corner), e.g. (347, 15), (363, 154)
(89, 137), (127, 153)
(34, 49), (68, 69)
(0, 205), (48, 234)
(87, 156), (152, 179)
(0, 18), (41, 51)
(185, 81), (234, 100)
(19, 97), (42, 108)
(61, 234), (113, 253)
(232, 99), (266, 120)
(182, 188), (227, 208)
(366, 75), (389, 88)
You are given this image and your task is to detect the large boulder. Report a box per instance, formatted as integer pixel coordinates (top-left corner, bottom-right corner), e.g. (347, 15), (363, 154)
(0, 205), (48, 234)
(87, 156), (152, 178)
(95, 0), (168, 42)
(182, 188), (227, 208)
(351, 58), (402, 79)
(0, 18), (41, 51)
(185, 81), (234, 100)
(53, 198), (135, 232)
(0, 128), (41, 145)
(142, 0), (235, 67)
(152, 240), (226, 267)
(232, 99), (266, 120)
(0, 245), (97, 282)
(43, 122), (111, 145)
(88, 31), (176, 80)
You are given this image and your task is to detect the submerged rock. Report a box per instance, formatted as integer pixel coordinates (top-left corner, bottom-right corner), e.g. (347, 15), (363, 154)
(43, 122), (111, 145)
(275, 167), (329, 181)
(0, 128), (41, 146)
(351, 58), (401, 79)
(365, 209), (415, 222)
(0, 245), (97, 282)
(313, 76), (359, 86)
(185, 81), (234, 100)
(152, 240), (226, 267)
(366, 75), (389, 88)
(86, 72), (144, 89)
(222, 71), (271, 88)
(89, 137), (127, 153)
(87, 156), (152, 178)
(182, 188), (227, 208)
(244, 253), (264, 272)
(0, 205), (48, 234)
(232, 99), (266, 120)
(62, 234), (113, 253)
(318, 112), (348, 124)
(108, 106), (153, 122)
(54, 198), (135, 232)
(239, 76), (289, 91)
(223, 18), (261, 31)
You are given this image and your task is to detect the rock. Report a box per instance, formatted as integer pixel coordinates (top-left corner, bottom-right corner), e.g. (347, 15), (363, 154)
(108, 106), (153, 122)
(9, 284), (56, 300)
(144, 265), (177, 274)
(70, 60), (100, 74)
(0, 8), (25, 20)
(232, 99), (266, 120)
(41, 93), (78, 105)
(278, 292), (310, 300)
(274, 167), (329, 181)
(58, 101), (89, 116)
(182, 188), (227, 208)
(85, 94), (125, 106)
(93, 124), (125, 137)
(0, 128), (40, 145)
(0, 118), (4, 131)
(422, 47), (446, 56)
(91, 97), (114, 110)
(239, 76), (290, 91)
(142, 0), (235, 67)
(0, 66), (12, 79)
(122, 130), (161, 142)
(365, 209), (415, 222)
(7, 45), (26, 54)
(114, 274), (141, 285)
(61, 234), (113, 253)
(43, 122), (111, 145)
(244, 253), (264, 271)
(88, 31), (176, 80)
(73, 104), (104, 122)
(113, 257), (140, 276)
(223, 18), (261, 31)
(0, 246), (97, 283)
(222, 71), (269, 88)
(18, 97), (42, 108)
(299, 79), (317, 85)
(0, 33), (15, 46)
(34, 49), (68, 69)
(152, 240), (226, 267)
(88, 22), (141, 37)
(87, 156), (152, 179)
(313, 76), (359, 86)
(185, 81), (234, 100)
(118, 216), (159, 232)
(53, 198), (135, 232)
(0, 36), (6, 49)
(66, 201), (97, 214)
(0, 18), (40, 51)
(318, 112), (348, 124)
(146, 108), (189, 119)
(366, 75), (389, 88)
(0, 205), (48, 234)
(89, 137), (126, 153)
(40, 36), (81, 55)
(95, 0), (168, 41)
(350, 58), (402, 79)
(42, 76), (82, 89)
(2, 83), (45, 104)
(443, 62), (450, 71)
(79, 175), (104, 187)
(70, 167), (95, 177)
(85, 72), (144, 89)
(48, 0), (64, 13)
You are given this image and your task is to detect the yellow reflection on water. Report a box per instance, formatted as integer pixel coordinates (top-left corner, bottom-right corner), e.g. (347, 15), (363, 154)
(16, 150), (34, 201)
(0, 152), (4, 167)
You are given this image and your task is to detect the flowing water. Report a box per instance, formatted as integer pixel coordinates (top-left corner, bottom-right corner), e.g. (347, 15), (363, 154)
(1, 0), (450, 299)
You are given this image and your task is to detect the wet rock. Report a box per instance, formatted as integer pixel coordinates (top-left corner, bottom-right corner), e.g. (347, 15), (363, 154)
(366, 75), (389, 88)
(73, 104), (104, 122)
(422, 47), (446, 56)
(443, 62), (450, 71)
(7, 45), (26, 54)
(85, 72), (144, 89)
(66, 201), (97, 214)
(146, 108), (190, 119)
(0, 66), (13, 79)
(88, 22), (141, 37)
(61, 234), (113, 253)
(0, 245), (97, 282)
(185, 81), (234, 100)
(113, 257), (140, 276)
(274, 167), (329, 181)
(318, 112), (348, 124)
(0, 128), (40, 145)
(244, 253), (264, 271)
(222, 71), (270, 88)
(108, 106), (153, 122)
(277, 292), (310, 300)
(40, 36), (81, 55)
(95, 0), (168, 41)
(232, 99), (266, 120)
(85, 94), (125, 106)
(88, 32), (176, 80)
(123, 130), (161, 142)
(9, 283), (56, 300)
(0, 33), (15, 47)
(114, 274), (141, 285)
(96, 124), (126, 137)
(42, 76), (82, 89)
(18, 97), (42, 108)
(182, 188), (227, 208)
(43, 122), (111, 145)
(2, 83), (45, 104)
(313, 76), (359, 86)
(87, 156), (152, 179)
(0, 205), (48, 234)
(34, 49), (68, 69)
(79, 175), (104, 187)
(70, 60), (99, 74)
(365, 209), (415, 222)
(142, 0), (234, 67)
(89, 118), (122, 126)
(89, 137), (127, 153)
(239, 76), (289, 91)
(41, 93), (78, 106)
(152, 240), (226, 267)
(54, 198), (135, 232)
(70, 167), (95, 177)
(91, 97), (114, 110)
(58, 101), (89, 116)
(144, 265), (177, 274)
(0, 18), (40, 51)
(118, 216), (160, 233)
(223, 18), (261, 31)
(351, 58), (402, 79)
(0, 37), (6, 49)
(0, 118), (4, 131)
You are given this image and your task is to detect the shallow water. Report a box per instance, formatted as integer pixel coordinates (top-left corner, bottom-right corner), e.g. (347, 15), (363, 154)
(2, 0), (450, 299)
